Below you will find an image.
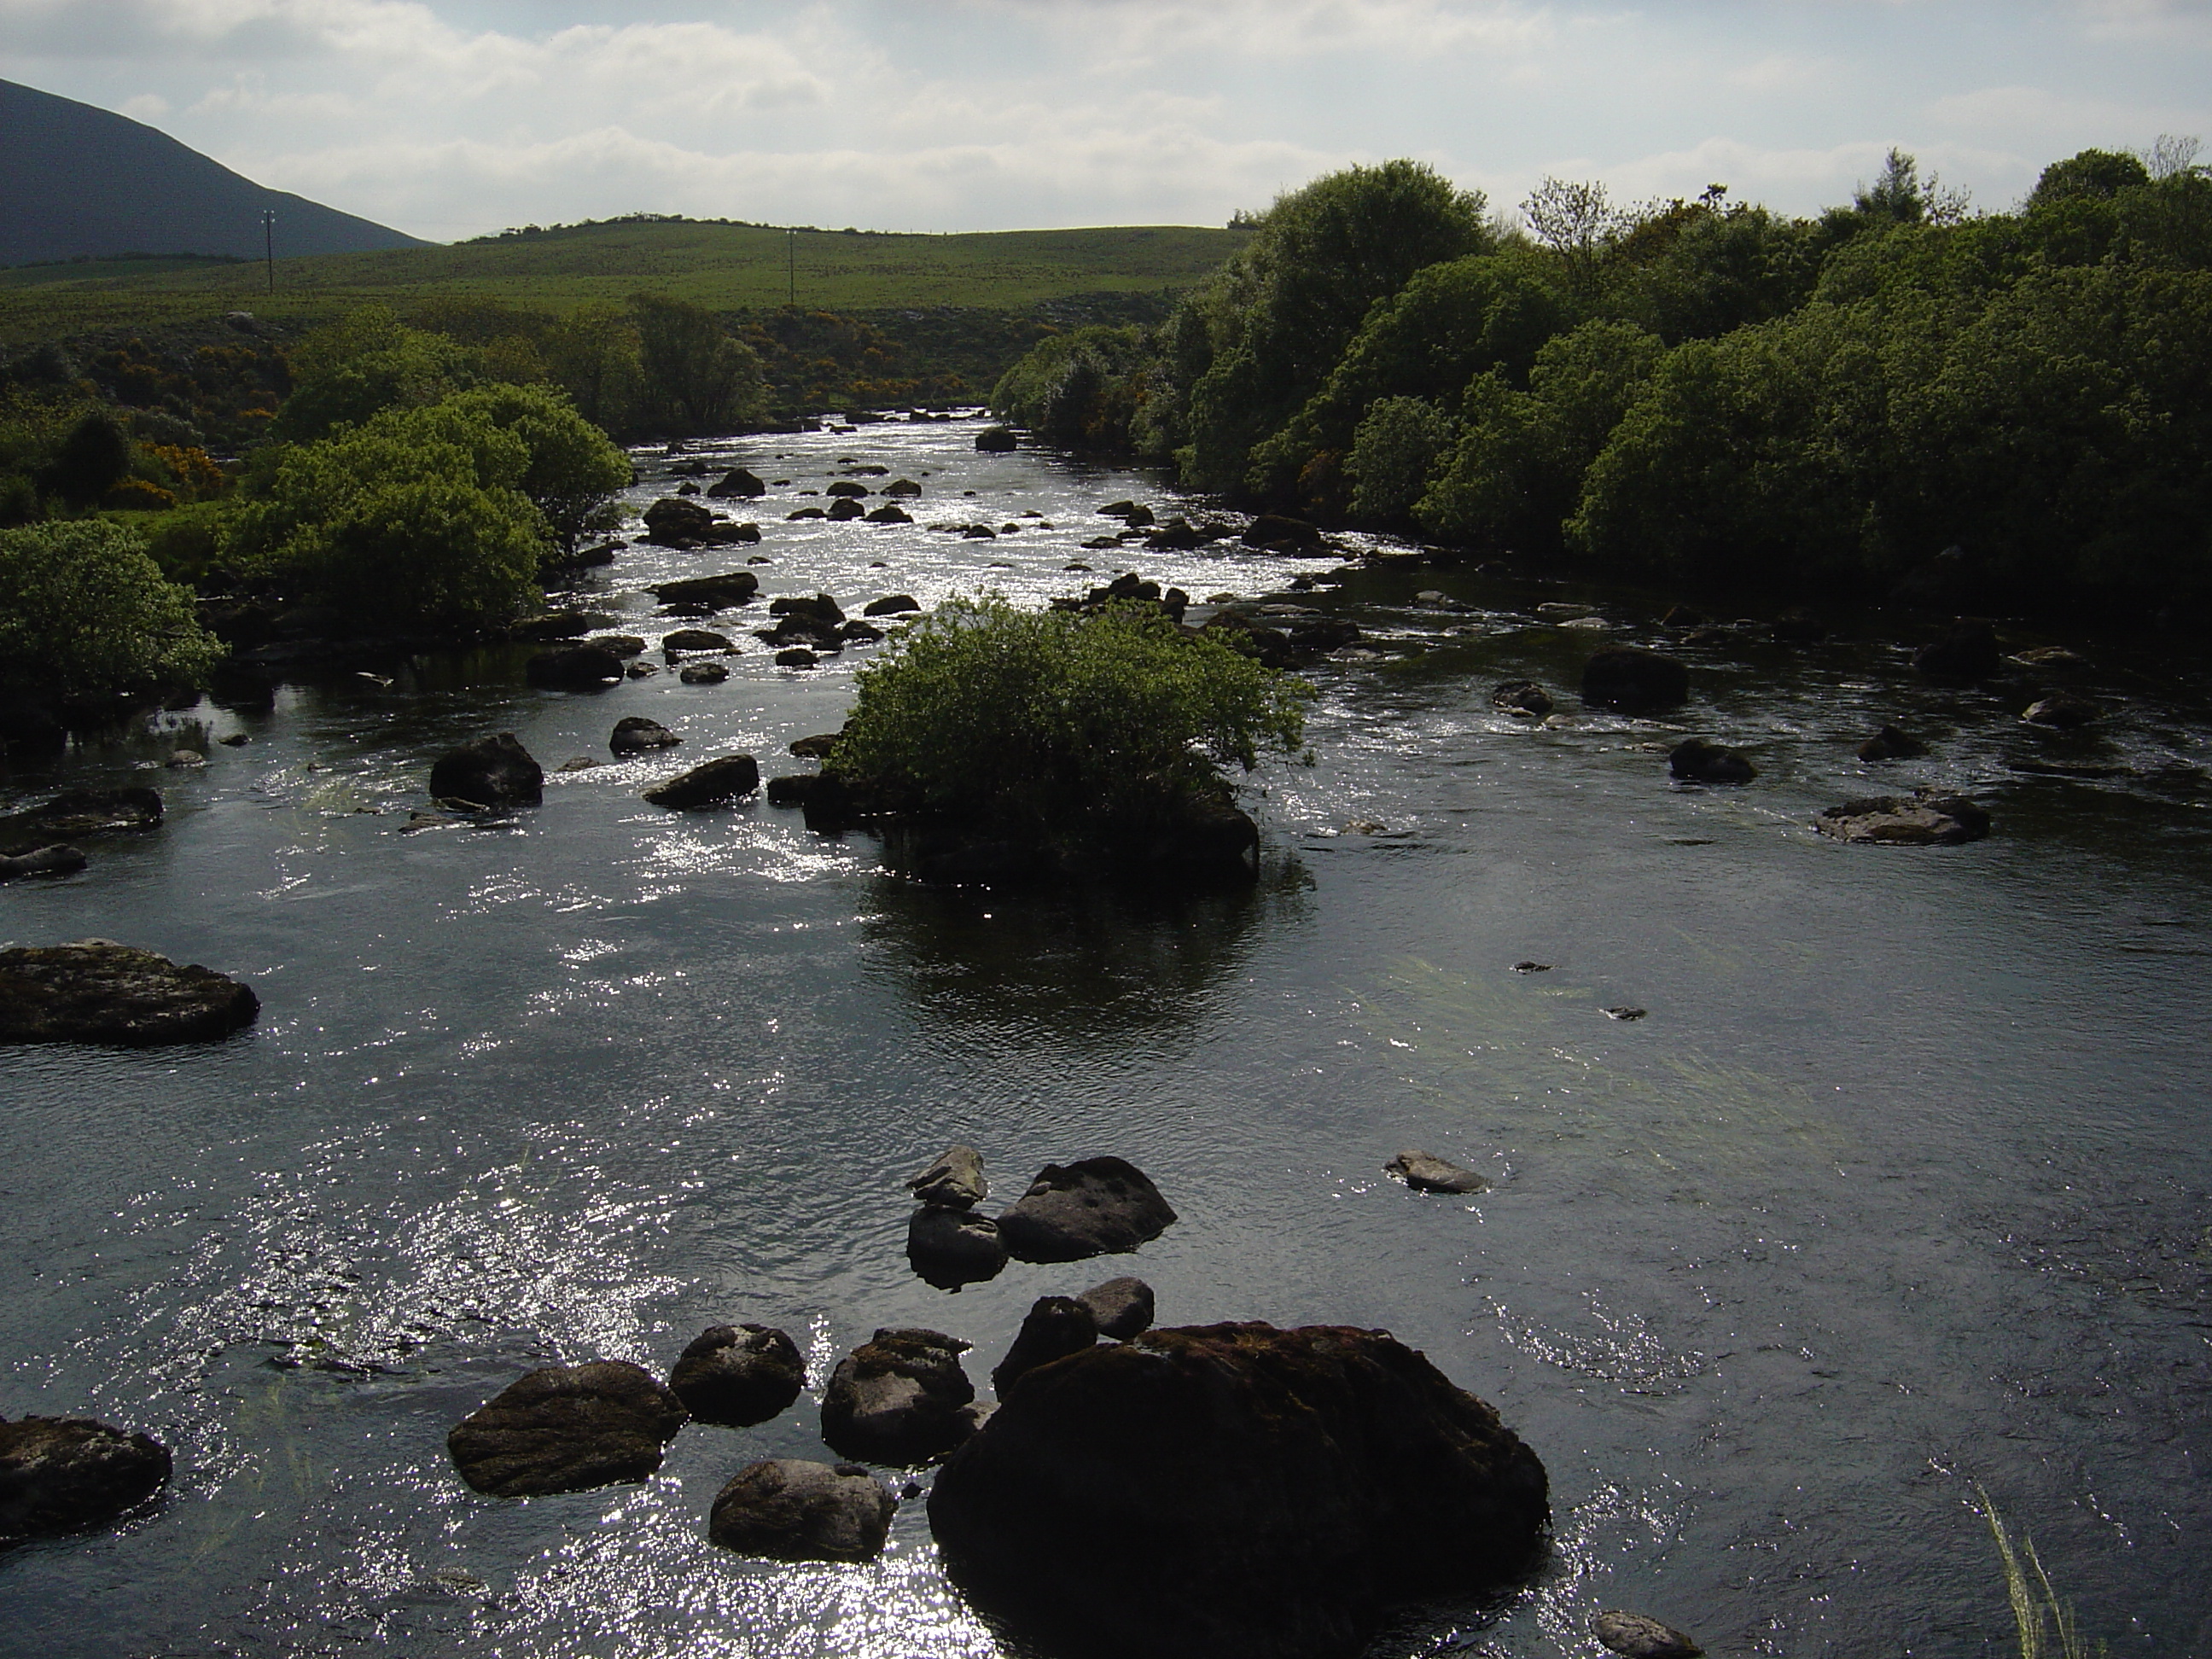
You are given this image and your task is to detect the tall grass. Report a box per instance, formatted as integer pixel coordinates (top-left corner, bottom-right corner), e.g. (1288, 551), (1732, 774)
(1976, 1485), (2107, 1659)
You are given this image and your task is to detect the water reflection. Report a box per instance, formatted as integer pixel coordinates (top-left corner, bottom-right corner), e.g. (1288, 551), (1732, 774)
(858, 861), (1312, 1045)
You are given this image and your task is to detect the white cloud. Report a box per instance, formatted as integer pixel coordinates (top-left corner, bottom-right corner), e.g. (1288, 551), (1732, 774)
(119, 90), (170, 119)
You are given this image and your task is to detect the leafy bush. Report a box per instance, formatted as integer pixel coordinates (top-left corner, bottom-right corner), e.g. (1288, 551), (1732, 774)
(629, 293), (769, 434)
(0, 519), (222, 702)
(271, 306), (474, 443)
(424, 383), (631, 553)
(831, 597), (1312, 839)
(990, 325), (1152, 449)
(1347, 398), (1458, 525)
(41, 409), (131, 508)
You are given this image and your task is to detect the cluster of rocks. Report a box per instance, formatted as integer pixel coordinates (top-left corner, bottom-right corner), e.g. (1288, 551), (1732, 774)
(902, 1143), (1178, 1289)
(638, 496), (761, 550)
(0, 785), (165, 885)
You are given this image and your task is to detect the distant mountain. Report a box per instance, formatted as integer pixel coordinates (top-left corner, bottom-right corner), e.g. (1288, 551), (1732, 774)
(0, 79), (428, 266)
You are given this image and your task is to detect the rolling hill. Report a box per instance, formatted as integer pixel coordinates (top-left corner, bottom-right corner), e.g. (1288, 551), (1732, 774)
(0, 78), (426, 268)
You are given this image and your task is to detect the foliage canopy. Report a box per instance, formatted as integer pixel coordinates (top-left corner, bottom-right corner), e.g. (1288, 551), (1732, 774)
(0, 518), (222, 701)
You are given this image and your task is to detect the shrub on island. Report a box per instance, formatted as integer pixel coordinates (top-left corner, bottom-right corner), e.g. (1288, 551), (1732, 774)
(0, 519), (222, 711)
(817, 596), (1313, 882)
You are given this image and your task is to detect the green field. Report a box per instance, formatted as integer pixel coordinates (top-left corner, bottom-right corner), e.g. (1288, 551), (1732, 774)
(0, 218), (1249, 341)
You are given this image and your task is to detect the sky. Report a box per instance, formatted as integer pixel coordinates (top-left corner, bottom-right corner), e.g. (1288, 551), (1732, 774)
(3, 0), (2208, 242)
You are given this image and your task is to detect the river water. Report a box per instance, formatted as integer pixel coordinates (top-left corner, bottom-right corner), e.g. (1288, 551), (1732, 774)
(3, 416), (2209, 1659)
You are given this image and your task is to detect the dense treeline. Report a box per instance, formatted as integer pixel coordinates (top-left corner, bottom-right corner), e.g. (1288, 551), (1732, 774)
(992, 146), (2212, 610)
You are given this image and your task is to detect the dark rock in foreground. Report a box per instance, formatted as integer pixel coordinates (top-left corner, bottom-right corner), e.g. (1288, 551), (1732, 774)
(820, 1329), (981, 1465)
(992, 1296), (1097, 1397)
(429, 733), (542, 809)
(1594, 1610), (1704, 1659)
(909, 1144), (987, 1208)
(643, 755), (760, 809)
(1668, 739), (1755, 784)
(650, 571), (761, 614)
(643, 496), (715, 544)
(710, 1459), (896, 1562)
(706, 468), (765, 499)
(928, 1323), (1549, 1659)
(0, 787), (161, 855)
(1816, 792), (1990, 846)
(668, 1324), (806, 1427)
(1857, 725), (1927, 761)
(2023, 693), (2100, 729)
(447, 1361), (687, 1498)
(1074, 1277), (1155, 1341)
(1386, 1150), (1488, 1195)
(907, 1206), (1010, 1289)
(0, 1417), (172, 1540)
(975, 425), (1018, 452)
(0, 941), (259, 1045)
(998, 1157), (1177, 1263)
(1582, 647), (1689, 712)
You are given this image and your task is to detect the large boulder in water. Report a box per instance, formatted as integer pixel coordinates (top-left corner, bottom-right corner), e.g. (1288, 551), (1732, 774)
(908, 1144), (987, 1208)
(429, 733), (542, 808)
(0, 1417), (172, 1540)
(643, 496), (716, 544)
(992, 1296), (1097, 1396)
(446, 1360), (687, 1497)
(997, 1157), (1176, 1263)
(706, 468), (765, 499)
(525, 646), (625, 690)
(709, 1459), (896, 1562)
(1581, 647), (1689, 712)
(975, 425), (1018, 452)
(642, 755), (760, 808)
(906, 1206), (1009, 1289)
(928, 1322), (1550, 1659)
(1074, 1277), (1154, 1341)
(1667, 738), (1755, 784)
(650, 571), (761, 614)
(820, 1329), (980, 1465)
(668, 1324), (806, 1427)
(1815, 791), (1990, 846)
(610, 717), (680, 754)
(0, 941), (259, 1046)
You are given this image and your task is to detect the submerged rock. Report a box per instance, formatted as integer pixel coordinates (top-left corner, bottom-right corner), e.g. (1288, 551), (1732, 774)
(0, 844), (85, 881)
(820, 1329), (980, 1465)
(1385, 1150), (1489, 1195)
(642, 755), (760, 808)
(446, 1361), (687, 1498)
(1857, 725), (1928, 762)
(1593, 1610), (1704, 1659)
(0, 940), (259, 1046)
(906, 1206), (1009, 1289)
(0, 787), (161, 855)
(1491, 680), (1554, 717)
(997, 1157), (1177, 1263)
(1074, 1277), (1155, 1341)
(908, 1144), (987, 1209)
(2023, 693), (2100, 729)
(428, 734), (542, 809)
(1816, 791), (1989, 846)
(928, 1323), (1550, 1659)
(668, 1324), (806, 1427)
(709, 1459), (896, 1562)
(992, 1296), (1098, 1397)
(1667, 739), (1756, 784)
(0, 1417), (172, 1540)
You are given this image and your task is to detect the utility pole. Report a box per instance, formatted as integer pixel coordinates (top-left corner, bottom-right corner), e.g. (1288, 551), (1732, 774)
(786, 226), (795, 307)
(260, 208), (276, 294)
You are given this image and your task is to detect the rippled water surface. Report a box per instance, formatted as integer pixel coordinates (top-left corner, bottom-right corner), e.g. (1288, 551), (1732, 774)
(4, 417), (2209, 1657)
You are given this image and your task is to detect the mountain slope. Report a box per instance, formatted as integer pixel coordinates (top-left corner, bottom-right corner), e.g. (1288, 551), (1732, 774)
(0, 78), (427, 266)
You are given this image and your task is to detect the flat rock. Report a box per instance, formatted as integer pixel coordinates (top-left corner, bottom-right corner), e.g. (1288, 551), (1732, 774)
(709, 1459), (896, 1562)
(992, 1296), (1098, 1397)
(820, 1329), (980, 1465)
(1816, 792), (1990, 846)
(678, 661), (730, 684)
(1386, 1150), (1488, 1195)
(0, 940), (259, 1046)
(907, 1206), (1009, 1289)
(1668, 738), (1755, 784)
(2023, 694), (2100, 729)
(610, 717), (679, 754)
(661, 628), (734, 654)
(789, 731), (843, 759)
(0, 1417), (172, 1540)
(1074, 1277), (1155, 1341)
(429, 733), (542, 809)
(1857, 724), (1927, 761)
(446, 1360), (687, 1498)
(643, 755), (760, 808)
(0, 844), (86, 880)
(668, 1324), (806, 1427)
(0, 787), (161, 855)
(998, 1157), (1177, 1263)
(864, 593), (921, 615)
(1594, 1610), (1703, 1659)
(908, 1144), (987, 1208)
(928, 1323), (1548, 1659)
(649, 571), (761, 613)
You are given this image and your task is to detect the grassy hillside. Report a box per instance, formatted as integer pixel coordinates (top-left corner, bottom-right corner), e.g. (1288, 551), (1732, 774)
(0, 218), (1249, 341)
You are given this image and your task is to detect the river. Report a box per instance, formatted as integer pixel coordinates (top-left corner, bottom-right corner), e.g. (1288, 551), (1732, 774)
(3, 416), (2209, 1657)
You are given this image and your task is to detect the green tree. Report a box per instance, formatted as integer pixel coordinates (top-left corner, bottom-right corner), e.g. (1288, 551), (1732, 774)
(990, 325), (1152, 449)
(271, 306), (472, 443)
(1347, 398), (1459, 525)
(832, 596), (1312, 839)
(2027, 148), (2151, 210)
(0, 519), (222, 701)
(42, 409), (132, 508)
(544, 302), (645, 431)
(424, 383), (631, 554)
(629, 293), (769, 434)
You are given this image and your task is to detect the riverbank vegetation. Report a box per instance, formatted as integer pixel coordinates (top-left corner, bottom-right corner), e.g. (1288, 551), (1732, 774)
(992, 144), (2212, 613)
